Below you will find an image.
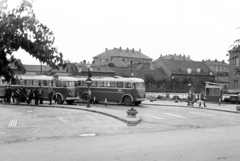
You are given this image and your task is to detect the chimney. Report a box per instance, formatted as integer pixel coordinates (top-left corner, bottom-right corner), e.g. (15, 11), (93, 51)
(105, 48), (108, 52)
(92, 61), (95, 64)
(174, 53), (176, 56)
(139, 49), (141, 53)
(202, 60), (204, 62)
(119, 47), (122, 51)
(132, 48), (135, 53)
(215, 59), (217, 62)
(126, 48), (129, 52)
(188, 55), (190, 58)
(222, 60), (225, 63)
(160, 54), (162, 58)
(83, 60), (86, 64)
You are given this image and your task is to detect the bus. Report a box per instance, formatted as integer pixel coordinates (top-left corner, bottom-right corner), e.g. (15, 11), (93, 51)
(0, 75), (79, 105)
(75, 76), (146, 106)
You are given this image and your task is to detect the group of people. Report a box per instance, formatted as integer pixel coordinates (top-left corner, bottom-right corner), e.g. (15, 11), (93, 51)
(187, 88), (207, 107)
(4, 85), (55, 106)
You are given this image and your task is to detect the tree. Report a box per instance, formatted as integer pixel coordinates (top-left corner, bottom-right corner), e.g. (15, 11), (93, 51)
(0, 0), (72, 81)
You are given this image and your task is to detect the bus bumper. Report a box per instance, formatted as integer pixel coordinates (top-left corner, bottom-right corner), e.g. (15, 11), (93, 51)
(66, 97), (79, 100)
(135, 98), (145, 101)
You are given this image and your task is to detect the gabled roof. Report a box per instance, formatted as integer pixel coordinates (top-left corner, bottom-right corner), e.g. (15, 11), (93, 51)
(204, 60), (228, 66)
(93, 48), (152, 60)
(161, 59), (211, 75)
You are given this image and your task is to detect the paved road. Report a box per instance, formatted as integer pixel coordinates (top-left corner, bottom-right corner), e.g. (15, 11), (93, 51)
(1, 103), (240, 160)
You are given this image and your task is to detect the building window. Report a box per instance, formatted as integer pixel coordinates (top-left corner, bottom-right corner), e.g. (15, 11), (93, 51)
(233, 56), (239, 66)
(105, 59), (108, 62)
(234, 71), (238, 77)
(234, 80), (238, 86)
(122, 58), (125, 62)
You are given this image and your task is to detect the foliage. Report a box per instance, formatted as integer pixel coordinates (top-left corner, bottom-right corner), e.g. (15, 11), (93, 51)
(0, 0), (76, 81)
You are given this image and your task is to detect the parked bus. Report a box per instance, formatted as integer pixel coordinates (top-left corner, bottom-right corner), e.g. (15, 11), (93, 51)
(0, 75), (78, 104)
(75, 76), (146, 106)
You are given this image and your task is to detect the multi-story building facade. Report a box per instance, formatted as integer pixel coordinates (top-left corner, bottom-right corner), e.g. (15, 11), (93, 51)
(228, 46), (240, 92)
(93, 47), (152, 69)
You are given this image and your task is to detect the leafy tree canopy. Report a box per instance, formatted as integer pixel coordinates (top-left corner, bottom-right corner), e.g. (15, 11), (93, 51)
(0, 0), (75, 81)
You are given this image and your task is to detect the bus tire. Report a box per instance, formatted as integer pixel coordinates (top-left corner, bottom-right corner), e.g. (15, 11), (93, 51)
(134, 101), (141, 106)
(123, 96), (132, 106)
(82, 93), (88, 102)
(66, 100), (74, 105)
(55, 94), (63, 104)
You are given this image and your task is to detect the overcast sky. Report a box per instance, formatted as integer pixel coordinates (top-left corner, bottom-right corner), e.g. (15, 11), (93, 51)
(8, 0), (240, 65)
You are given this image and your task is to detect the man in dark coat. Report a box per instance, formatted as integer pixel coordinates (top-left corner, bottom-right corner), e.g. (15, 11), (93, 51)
(199, 90), (207, 107)
(48, 88), (54, 105)
(5, 85), (13, 103)
(34, 87), (40, 106)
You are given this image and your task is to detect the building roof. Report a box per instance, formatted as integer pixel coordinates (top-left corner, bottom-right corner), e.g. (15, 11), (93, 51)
(161, 59), (212, 75)
(93, 48), (152, 60)
(216, 76), (229, 83)
(153, 54), (192, 62)
(204, 60), (228, 66)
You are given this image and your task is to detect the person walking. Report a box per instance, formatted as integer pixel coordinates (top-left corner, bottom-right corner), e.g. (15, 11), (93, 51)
(39, 87), (44, 104)
(34, 87), (40, 106)
(48, 88), (54, 105)
(199, 90), (207, 107)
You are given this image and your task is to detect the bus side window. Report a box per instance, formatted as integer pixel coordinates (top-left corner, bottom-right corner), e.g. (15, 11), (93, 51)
(133, 83), (136, 89)
(62, 81), (67, 87)
(110, 82), (117, 88)
(117, 82), (124, 88)
(125, 82), (131, 88)
(43, 80), (48, 86)
(92, 81), (98, 87)
(99, 81), (104, 87)
(33, 80), (38, 86)
(106, 81), (110, 87)
(56, 80), (62, 87)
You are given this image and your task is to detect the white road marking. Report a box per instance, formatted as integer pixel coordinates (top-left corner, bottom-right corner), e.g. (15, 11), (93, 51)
(189, 112), (213, 116)
(8, 119), (18, 127)
(142, 114), (164, 120)
(79, 134), (97, 137)
(85, 115), (98, 121)
(57, 116), (69, 124)
(163, 113), (186, 118)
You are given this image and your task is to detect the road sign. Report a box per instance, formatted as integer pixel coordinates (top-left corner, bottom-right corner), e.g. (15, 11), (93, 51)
(86, 78), (92, 86)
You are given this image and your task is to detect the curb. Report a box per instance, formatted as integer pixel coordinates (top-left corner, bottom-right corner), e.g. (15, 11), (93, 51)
(0, 103), (141, 125)
(142, 103), (240, 114)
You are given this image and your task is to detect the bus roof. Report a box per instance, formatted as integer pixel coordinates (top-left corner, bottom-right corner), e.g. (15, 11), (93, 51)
(75, 77), (144, 82)
(18, 75), (78, 81)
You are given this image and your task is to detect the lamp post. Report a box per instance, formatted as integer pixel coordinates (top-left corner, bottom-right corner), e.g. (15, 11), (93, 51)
(86, 62), (92, 108)
(187, 68), (192, 106)
(172, 76), (175, 93)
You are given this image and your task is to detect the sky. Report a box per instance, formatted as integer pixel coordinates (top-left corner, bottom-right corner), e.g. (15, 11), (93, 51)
(6, 0), (240, 65)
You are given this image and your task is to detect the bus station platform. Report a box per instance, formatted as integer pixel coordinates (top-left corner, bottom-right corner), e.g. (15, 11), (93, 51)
(142, 99), (240, 114)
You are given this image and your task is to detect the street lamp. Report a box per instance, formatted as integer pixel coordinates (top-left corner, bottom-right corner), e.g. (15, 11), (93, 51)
(172, 76), (175, 93)
(187, 68), (192, 106)
(86, 62), (92, 108)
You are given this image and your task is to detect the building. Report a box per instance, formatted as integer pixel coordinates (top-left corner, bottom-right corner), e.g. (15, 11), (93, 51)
(156, 54), (193, 61)
(203, 59), (229, 75)
(93, 47), (152, 69)
(228, 45), (240, 92)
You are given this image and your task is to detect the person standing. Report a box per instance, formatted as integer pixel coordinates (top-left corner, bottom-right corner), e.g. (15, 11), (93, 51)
(48, 88), (54, 105)
(5, 85), (12, 103)
(34, 87), (40, 106)
(191, 89), (195, 107)
(199, 90), (207, 107)
(39, 87), (44, 104)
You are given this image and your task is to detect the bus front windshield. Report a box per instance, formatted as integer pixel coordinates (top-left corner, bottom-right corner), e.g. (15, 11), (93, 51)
(133, 82), (145, 89)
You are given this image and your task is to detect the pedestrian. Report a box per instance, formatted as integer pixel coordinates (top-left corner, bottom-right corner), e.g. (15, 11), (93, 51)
(199, 90), (207, 107)
(187, 90), (191, 106)
(39, 87), (44, 104)
(34, 87), (40, 106)
(19, 86), (26, 103)
(48, 88), (54, 105)
(5, 85), (12, 103)
(15, 89), (21, 104)
(26, 88), (31, 104)
(28, 89), (33, 104)
(191, 89), (195, 107)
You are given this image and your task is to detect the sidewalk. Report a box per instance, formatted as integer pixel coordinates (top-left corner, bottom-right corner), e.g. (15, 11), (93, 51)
(142, 99), (240, 114)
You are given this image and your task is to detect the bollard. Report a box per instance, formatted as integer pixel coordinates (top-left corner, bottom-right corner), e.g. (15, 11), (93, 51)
(105, 98), (107, 108)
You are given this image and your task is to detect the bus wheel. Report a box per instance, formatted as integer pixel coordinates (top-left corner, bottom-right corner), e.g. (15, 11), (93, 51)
(82, 93), (88, 102)
(56, 95), (63, 104)
(66, 100), (74, 105)
(134, 101), (141, 106)
(123, 96), (132, 106)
